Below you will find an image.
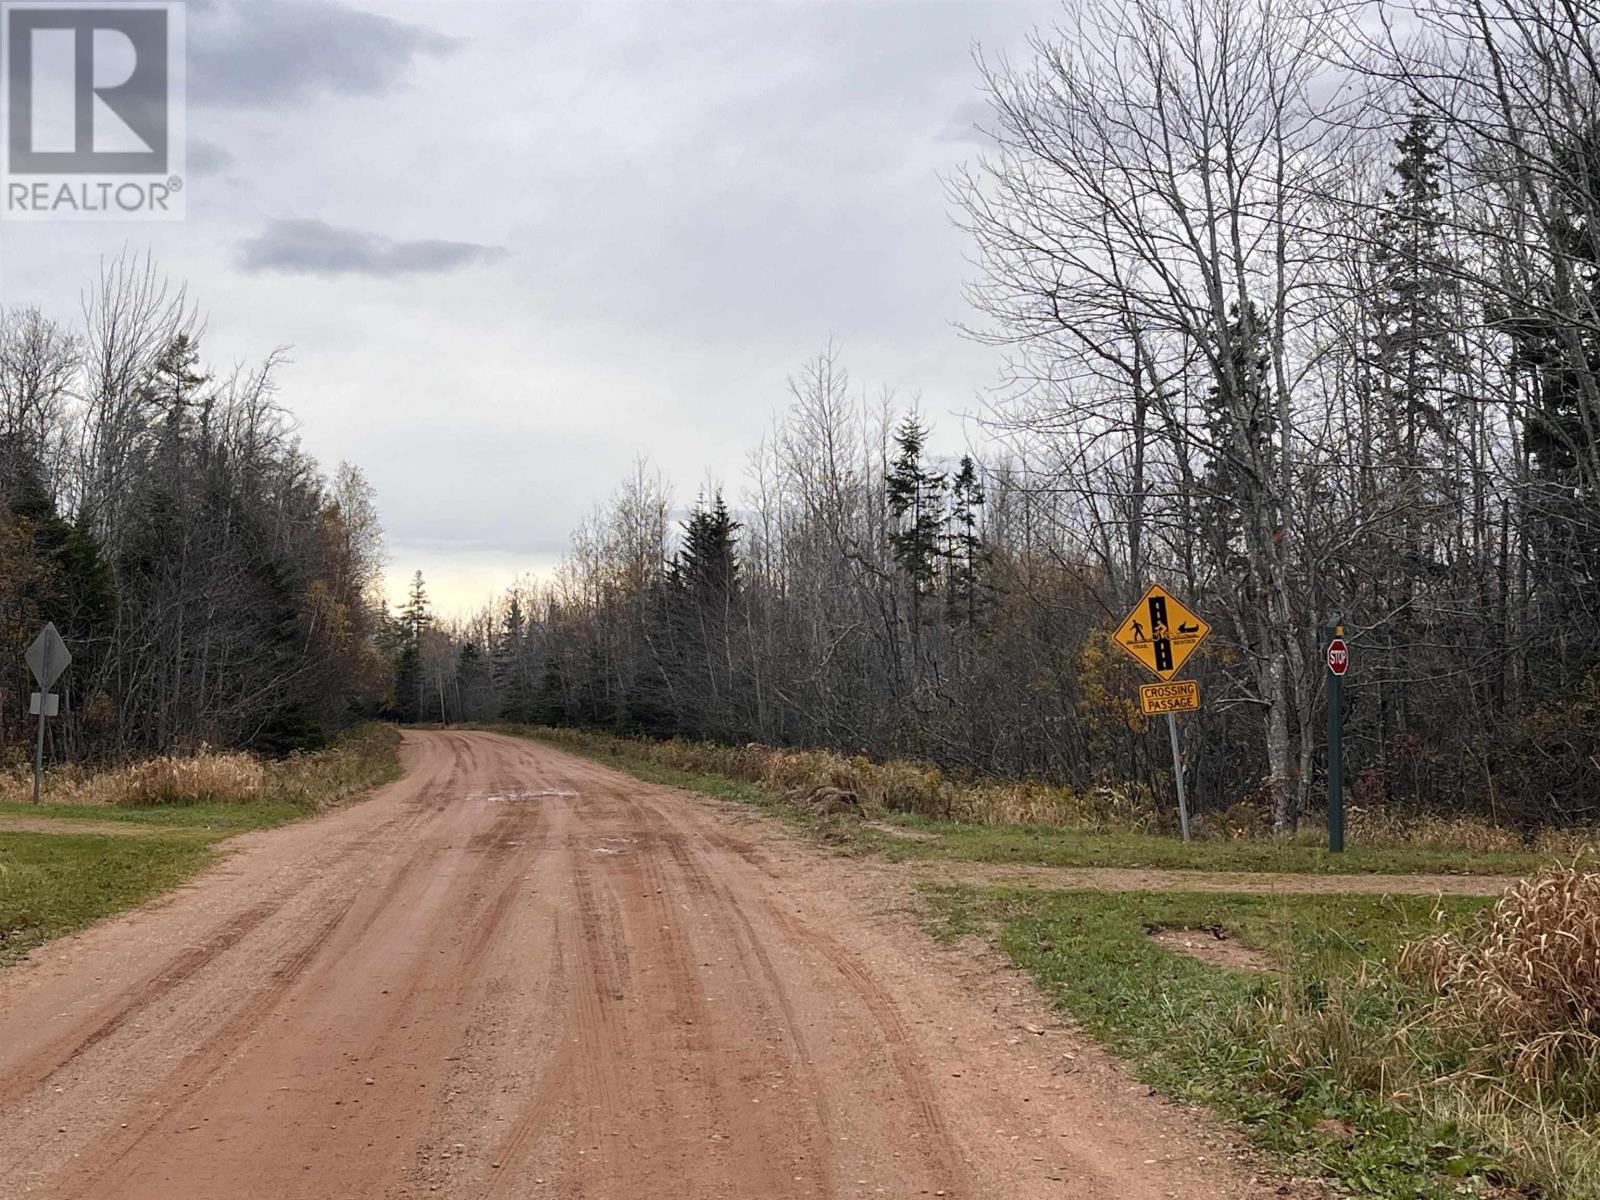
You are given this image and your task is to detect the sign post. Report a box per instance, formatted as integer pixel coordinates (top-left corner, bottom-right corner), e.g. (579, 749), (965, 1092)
(1114, 586), (1211, 843)
(1165, 711), (1191, 843)
(25, 623), (70, 806)
(1326, 623), (1348, 853)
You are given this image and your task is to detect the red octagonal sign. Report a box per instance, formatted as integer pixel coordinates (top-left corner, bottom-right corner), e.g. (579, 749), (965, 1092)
(1327, 637), (1349, 676)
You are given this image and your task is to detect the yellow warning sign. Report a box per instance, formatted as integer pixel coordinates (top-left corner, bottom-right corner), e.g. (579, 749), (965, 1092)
(1140, 680), (1200, 715)
(1113, 585), (1211, 681)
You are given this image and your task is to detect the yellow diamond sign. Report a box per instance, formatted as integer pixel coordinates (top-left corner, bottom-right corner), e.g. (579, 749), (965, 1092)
(1113, 585), (1211, 681)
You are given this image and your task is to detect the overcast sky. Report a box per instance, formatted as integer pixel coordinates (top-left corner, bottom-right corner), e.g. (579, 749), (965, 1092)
(0, 0), (1055, 614)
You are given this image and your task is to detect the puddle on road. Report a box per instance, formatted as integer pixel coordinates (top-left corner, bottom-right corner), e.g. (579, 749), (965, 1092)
(472, 789), (580, 802)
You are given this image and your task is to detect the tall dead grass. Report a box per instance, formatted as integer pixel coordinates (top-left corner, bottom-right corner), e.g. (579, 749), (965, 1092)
(522, 726), (1158, 828)
(1404, 866), (1600, 1085)
(0, 724), (401, 812)
(1253, 867), (1600, 1196)
(523, 726), (1581, 852)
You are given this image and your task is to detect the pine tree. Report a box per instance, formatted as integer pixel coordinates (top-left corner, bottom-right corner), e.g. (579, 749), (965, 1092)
(395, 571), (431, 722)
(666, 492), (742, 736)
(493, 594), (533, 720)
(945, 455), (988, 630)
(146, 334), (210, 470)
(1510, 127), (1600, 690)
(1197, 301), (1276, 570)
(671, 493), (740, 600)
(1370, 113), (1462, 549)
(886, 417), (946, 598)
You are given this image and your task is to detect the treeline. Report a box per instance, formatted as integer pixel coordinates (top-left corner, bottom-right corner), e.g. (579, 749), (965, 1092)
(1, 254), (390, 760)
(405, 0), (1600, 832)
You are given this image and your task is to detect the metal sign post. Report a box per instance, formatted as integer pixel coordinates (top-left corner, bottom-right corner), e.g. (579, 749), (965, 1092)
(1326, 622), (1348, 853)
(1165, 711), (1191, 842)
(25, 623), (71, 805)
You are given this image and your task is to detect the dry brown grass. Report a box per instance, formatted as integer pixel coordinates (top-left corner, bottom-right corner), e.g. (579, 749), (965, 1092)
(0, 724), (401, 813)
(528, 729), (1140, 827)
(529, 726), (1592, 854)
(1404, 866), (1600, 1085)
(1347, 807), (1600, 857)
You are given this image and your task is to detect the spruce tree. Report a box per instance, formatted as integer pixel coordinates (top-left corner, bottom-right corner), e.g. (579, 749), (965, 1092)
(945, 455), (988, 630)
(666, 491), (742, 737)
(493, 594), (533, 720)
(1370, 113), (1462, 542)
(1510, 127), (1600, 689)
(395, 571), (431, 722)
(886, 416), (946, 598)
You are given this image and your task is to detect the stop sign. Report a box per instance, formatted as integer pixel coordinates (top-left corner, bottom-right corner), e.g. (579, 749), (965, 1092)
(1327, 637), (1349, 676)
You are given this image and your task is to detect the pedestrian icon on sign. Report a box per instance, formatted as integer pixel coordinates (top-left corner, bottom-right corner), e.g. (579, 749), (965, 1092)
(1113, 585), (1210, 682)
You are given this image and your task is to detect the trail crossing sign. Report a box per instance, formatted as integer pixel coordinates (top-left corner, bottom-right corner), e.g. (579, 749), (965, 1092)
(1113, 585), (1210, 681)
(26, 622), (70, 690)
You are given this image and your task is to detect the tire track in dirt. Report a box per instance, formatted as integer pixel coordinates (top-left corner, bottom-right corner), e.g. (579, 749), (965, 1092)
(0, 899), (279, 1108)
(647, 796), (968, 1196)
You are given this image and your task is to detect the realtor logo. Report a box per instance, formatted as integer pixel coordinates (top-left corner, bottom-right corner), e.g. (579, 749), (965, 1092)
(1, 1), (185, 220)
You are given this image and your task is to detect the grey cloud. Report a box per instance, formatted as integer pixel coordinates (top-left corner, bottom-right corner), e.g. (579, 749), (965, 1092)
(190, 0), (457, 108)
(937, 96), (998, 144)
(238, 220), (508, 278)
(188, 138), (234, 177)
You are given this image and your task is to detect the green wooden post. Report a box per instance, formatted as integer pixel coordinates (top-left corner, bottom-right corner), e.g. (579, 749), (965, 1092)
(1327, 620), (1346, 853)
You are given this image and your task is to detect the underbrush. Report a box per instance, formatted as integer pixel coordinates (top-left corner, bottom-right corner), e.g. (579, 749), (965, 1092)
(938, 868), (1600, 1197)
(0, 723), (402, 814)
(507, 725), (1570, 874)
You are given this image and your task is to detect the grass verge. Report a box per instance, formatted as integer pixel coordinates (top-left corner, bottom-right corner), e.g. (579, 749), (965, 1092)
(925, 884), (1600, 1198)
(0, 724), (402, 966)
(503, 724), (1558, 877)
(0, 830), (218, 967)
(864, 814), (1550, 876)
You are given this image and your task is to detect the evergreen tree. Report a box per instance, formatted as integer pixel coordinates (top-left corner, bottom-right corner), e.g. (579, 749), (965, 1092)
(1370, 113), (1463, 568)
(666, 492), (742, 737)
(945, 455), (988, 630)
(671, 493), (740, 600)
(395, 571), (431, 722)
(1510, 127), (1600, 690)
(148, 334), (209, 461)
(1371, 115), (1458, 441)
(886, 416), (947, 599)
(1197, 301), (1277, 570)
(493, 594), (533, 720)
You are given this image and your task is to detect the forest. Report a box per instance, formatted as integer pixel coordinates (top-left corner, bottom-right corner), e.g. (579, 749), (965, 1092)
(0, 254), (390, 760)
(5, 0), (1599, 834)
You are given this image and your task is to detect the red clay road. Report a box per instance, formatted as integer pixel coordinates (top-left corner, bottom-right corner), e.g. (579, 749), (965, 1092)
(0, 731), (1287, 1199)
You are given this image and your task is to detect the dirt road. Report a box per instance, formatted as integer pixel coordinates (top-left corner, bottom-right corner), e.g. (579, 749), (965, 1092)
(0, 731), (1284, 1199)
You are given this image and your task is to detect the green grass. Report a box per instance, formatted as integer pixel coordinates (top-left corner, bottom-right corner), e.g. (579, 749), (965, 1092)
(867, 814), (1552, 876)
(0, 830), (220, 966)
(0, 724), (403, 968)
(0, 799), (309, 832)
(920, 884), (1600, 1198)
